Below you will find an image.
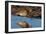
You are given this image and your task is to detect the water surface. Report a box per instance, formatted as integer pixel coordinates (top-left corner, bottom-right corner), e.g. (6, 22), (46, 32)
(11, 15), (41, 29)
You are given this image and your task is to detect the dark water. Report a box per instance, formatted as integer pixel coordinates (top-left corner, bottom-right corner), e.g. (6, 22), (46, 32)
(11, 15), (41, 29)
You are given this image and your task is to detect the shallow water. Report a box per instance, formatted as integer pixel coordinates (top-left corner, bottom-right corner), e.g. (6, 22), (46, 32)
(11, 15), (41, 29)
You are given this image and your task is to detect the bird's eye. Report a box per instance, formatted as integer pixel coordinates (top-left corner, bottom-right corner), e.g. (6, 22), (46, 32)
(17, 15), (20, 16)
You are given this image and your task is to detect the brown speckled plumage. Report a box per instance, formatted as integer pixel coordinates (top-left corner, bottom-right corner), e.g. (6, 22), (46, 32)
(11, 5), (41, 18)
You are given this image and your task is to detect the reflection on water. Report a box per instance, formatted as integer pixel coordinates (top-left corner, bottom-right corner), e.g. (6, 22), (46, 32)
(11, 15), (41, 29)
